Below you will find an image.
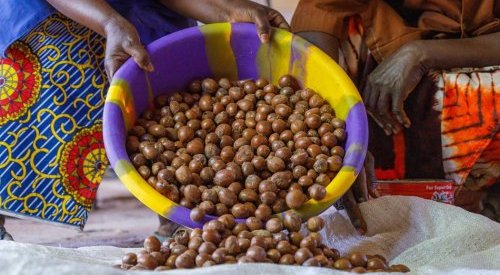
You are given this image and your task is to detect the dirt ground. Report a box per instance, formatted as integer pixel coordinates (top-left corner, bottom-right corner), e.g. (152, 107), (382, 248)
(4, 172), (158, 248)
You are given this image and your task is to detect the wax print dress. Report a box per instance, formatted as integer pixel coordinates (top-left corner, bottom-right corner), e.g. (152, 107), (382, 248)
(0, 0), (195, 228)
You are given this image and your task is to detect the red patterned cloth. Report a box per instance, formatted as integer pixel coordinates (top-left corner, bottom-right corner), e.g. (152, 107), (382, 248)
(340, 16), (499, 191)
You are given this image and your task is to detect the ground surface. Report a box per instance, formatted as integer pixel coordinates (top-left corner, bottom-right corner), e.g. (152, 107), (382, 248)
(4, 173), (157, 248)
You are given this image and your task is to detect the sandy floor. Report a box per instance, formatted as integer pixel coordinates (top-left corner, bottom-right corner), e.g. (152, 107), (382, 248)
(4, 173), (158, 248)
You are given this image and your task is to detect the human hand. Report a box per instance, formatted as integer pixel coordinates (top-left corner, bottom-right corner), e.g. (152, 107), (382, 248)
(161, 0), (289, 44)
(104, 17), (154, 79)
(363, 42), (427, 135)
(221, 0), (290, 43)
(342, 152), (378, 234)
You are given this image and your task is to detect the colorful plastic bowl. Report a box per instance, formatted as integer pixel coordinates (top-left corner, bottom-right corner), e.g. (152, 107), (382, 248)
(103, 23), (368, 228)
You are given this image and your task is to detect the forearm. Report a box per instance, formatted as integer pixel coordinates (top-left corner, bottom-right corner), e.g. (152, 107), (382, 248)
(296, 31), (340, 62)
(46, 0), (125, 36)
(157, 0), (230, 23)
(418, 32), (500, 70)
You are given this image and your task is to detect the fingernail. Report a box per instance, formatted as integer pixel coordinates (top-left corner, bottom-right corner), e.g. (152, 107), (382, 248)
(260, 33), (270, 43)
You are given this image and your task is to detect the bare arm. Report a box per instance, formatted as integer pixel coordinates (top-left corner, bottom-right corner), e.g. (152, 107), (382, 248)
(420, 32), (500, 70)
(46, 0), (120, 36)
(364, 31), (500, 134)
(158, 0), (289, 43)
(46, 0), (153, 78)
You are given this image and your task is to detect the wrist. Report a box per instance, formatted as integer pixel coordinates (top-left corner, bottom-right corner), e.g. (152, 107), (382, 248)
(406, 40), (434, 70)
(200, 0), (232, 22)
(103, 15), (127, 38)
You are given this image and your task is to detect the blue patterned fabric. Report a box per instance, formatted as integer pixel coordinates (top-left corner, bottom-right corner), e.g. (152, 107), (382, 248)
(0, 0), (196, 57)
(0, 12), (191, 228)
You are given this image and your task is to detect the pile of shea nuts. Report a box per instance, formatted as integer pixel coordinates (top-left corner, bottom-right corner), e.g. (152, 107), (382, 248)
(127, 76), (346, 219)
(119, 214), (409, 273)
(123, 76), (409, 272)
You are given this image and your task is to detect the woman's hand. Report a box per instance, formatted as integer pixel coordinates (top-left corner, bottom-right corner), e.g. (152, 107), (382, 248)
(363, 42), (426, 135)
(365, 32), (500, 135)
(46, 0), (154, 79)
(342, 152), (378, 234)
(104, 18), (154, 79)
(221, 0), (290, 43)
(159, 0), (290, 43)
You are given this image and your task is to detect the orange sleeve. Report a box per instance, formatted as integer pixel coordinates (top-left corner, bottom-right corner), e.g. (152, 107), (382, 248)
(291, 0), (371, 39)
(291, 0), (424, 62)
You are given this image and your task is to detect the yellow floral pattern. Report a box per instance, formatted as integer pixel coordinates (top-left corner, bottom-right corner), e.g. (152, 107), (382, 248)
(0, 14), (108, 228)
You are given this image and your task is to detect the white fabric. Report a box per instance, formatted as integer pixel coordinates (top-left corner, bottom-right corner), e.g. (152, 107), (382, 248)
(1, 196), (499, 275)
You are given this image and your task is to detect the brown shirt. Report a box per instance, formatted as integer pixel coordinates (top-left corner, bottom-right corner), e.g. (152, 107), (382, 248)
(291, 0), (500, 62)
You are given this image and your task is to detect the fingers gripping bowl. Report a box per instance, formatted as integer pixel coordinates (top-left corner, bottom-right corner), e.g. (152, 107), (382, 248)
(103, 23), (368, 228)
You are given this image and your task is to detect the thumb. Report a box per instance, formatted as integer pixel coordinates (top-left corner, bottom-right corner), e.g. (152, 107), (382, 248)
(253, 11), (271, 43)
(104, 56), (121, 80)
(124, 41), (154, 73)
(391, 90), (411, 128)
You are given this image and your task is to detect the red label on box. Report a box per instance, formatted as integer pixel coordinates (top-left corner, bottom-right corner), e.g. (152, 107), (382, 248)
(376, 180), (458, 204)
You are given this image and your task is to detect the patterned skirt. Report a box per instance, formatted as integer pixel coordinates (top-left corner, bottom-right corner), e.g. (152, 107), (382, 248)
(0, 14), (108, 228)
(341, 16), (499, 193)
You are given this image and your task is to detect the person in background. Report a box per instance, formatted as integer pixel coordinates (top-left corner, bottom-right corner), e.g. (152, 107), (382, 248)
(292, 0), (500, 222)
(0, 0), (289, 240)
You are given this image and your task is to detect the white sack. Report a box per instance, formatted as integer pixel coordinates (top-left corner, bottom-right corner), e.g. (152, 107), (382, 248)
(1, 196), (499, 275)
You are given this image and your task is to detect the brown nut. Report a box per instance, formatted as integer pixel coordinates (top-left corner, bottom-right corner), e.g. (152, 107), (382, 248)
(266, 156), (286, 172)
(349, 252), (368, 267)
(175, 251), (195, 269)
(266, 218), (284, 233)
(183, 184), (201, 203)
(289, 232), (303, 247)
(294, 248), (313, 265)
(202, 229), (221, 245)
(213, 169), (235, 187)
(198, 242), (217, 255)
(279, 254), (295, 265)
(144, 236), (161, 253)
(246, 245), (267, 262)
(276, 240), (293, 254)
(195, 253), (212, 267)
(122, 253), (137, 265)
(306, 217), (325, 232)
(286, 190), (306, 209)
(255, 204), (273, 221)
(217, 214), (236, 229)
(283, 212), (302, 232)
(246, 217), (263, 231)
(389, 264), (410, 272)
(190, 207), (205, 222)
(137, 253), (158, 270)
(334, 258), (352, 270)
(212, 248), (228, 264)
(187, 236), (203, 251)
(218, 188), (238, 207)
(308, 184), (327, 200)
(231, 203), (250, 218)
(366, 257), (387, 270)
